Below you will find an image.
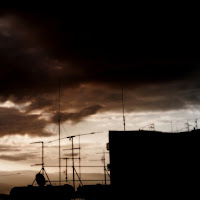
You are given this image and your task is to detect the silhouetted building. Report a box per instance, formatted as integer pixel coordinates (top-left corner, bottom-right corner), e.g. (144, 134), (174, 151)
(109, 130), (200, 199)
(77, 184), (111, 200)
(10, 185), (75, 200)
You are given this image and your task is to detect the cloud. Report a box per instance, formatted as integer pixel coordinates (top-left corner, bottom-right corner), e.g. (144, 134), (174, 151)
(0, 153), (36, 161)
(51, 105), (103, 124)
(0, 9), (200, 134)
(0, 145), (21, 152)
(0, 107), (51, 137)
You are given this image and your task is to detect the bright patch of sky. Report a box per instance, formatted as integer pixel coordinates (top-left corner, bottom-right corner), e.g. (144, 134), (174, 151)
(1, 108), (200, 173)
(0, 100), (31, 112)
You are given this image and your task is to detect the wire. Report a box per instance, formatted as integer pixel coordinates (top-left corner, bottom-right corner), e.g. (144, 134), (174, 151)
(48, 123), (58, 138)
(61, 123), (69, 137)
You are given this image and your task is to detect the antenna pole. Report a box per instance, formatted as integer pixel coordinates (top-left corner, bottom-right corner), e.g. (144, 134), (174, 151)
(66, 159), (68, 183)
(187, 121), (189, 132)
(30, 141), (51, 185)
(42, 142), (44, 174)
(58, 78), (61, 186)
(195, 119), (198, 129)
(71, 136), (75, 189)
(79, 135), (81, 180)
(122, 88), (126, 131)
(62, 158), (68, 183)
(103, 150), (106, 185)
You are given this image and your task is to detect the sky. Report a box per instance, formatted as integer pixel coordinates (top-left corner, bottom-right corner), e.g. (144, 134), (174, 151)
(0, 8), (200, 190)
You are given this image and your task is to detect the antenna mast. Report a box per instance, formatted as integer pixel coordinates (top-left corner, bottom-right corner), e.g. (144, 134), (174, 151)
(195, 118), (198, 129)
(185, 120), (190, 132)
(30, 141), (51, 185)
(121, 88), (126, 131)
(58, 78), (61, 186)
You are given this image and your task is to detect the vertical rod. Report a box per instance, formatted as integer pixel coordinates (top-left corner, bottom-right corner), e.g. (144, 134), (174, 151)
(65, 159), (68, 183)
(42, 142), (44, 172)
(58, 78), (61, 186)
(79, 136), (81, 180)
(72, 137), (75, 189)
(195, 119), (198, 129)
(186, 121), (190, 132)
(122, 88), (126, 131)
(103, 150), (106, 185)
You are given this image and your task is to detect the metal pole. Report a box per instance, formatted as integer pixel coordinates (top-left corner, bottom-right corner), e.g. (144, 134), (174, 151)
(66, 159), (68, 183)
(42, 142), (44, 175)
(103, 150), (106, 185)
(58, 78), (61, 186)
(79, 135), (81, 180)
(30, 141), (51, 185)
(72, 137), (75, 189)
(122, 88), (126, 131)
(195, 119), (198, 129)
(64, 158), (68, 183)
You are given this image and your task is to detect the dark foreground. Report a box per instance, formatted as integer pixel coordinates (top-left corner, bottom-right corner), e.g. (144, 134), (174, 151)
(9, 184), (112, 200)
(109, 130), (200, 199)
(0, 194), (9, 200)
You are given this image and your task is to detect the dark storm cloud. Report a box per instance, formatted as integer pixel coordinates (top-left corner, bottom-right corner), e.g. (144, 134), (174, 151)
(0, 8), (200, 134)
(51, 105), (103, 123)
(0, 10), (199, 94)
(0, 16), (56, 102)
(0, 153), (36, 161)
(0, 107), (51, 137)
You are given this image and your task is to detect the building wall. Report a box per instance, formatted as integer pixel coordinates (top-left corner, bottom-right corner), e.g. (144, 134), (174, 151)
(109, 130), (200, 199)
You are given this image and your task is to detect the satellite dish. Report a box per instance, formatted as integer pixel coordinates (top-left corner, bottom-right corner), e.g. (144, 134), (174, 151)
(35, 173), (46, 187)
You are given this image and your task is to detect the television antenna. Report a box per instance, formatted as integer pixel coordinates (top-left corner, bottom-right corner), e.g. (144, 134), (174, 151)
(121, 88), (126, 131)
(30, 141), (51, 186)
(62, 157), (69, 183)
(96, 151), (110, 185)
(185, 120), (192, 132)
(48, 131), (101, 189)
(195, 118), (198, 129)
(140, 123), (155, 131)
(58, 78), (61, 186)
(159, 120), (173, 132)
